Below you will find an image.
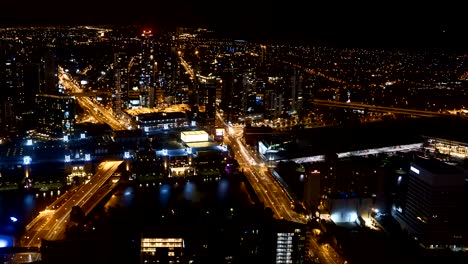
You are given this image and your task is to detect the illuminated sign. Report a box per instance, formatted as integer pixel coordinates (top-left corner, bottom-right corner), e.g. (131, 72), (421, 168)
(164, 124), (169, 130)
(63, 135), (69, 142)
(162, 149), (168, 156)
(186, 147), (192, 154)
(215, 128), (224, 136)
(26, 139), (33, 146)
(124, 151), (131, 159)
(84, 154), (91, 161)
(65, 155), (71, 162)
(180, 131), (208, 143)
(410, 166), (420, 175)
(191, 120), (196, 127)
(80, 133), (86, 139)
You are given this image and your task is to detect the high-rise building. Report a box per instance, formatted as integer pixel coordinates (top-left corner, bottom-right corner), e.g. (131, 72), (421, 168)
(303, 169), (321, 212)
(392, 157), (465, 250)
(198, 76), (217, 126)
(138, 30), (157, 108)
(113, 52), (131, 110)
(273, 220), (307, 264)
(35, 94), (76, 138)
(220, 60), (234, 121)
(40, 49), (58, 95)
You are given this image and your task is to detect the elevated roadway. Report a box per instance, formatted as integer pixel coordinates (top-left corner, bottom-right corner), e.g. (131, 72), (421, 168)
(313, 99), (456, 118)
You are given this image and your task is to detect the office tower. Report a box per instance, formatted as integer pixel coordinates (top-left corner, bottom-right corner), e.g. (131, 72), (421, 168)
(40, 49), (58, 95)
(220, 60), (234, 121)
(113, 52), (131, 109)
(0, 46), (29, 134)
(303, 169), (321, 212)
(35, 94), (76, 138)
(392, 158), (465, 249)
(138, 30), (157, 107)
(198, 76), (217, 125)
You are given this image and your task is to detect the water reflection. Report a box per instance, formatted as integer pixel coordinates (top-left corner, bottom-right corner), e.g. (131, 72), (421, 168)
(183, 181), (199, 202)
(22, 193), (37, 223)
(217, 178), (229, 201)
(0, 234), (13, 248)
(159, 184), (171, 207)
(121, 186), (135, 207)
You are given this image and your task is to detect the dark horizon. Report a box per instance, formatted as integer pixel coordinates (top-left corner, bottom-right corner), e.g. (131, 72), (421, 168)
(1, 1), (466, 49)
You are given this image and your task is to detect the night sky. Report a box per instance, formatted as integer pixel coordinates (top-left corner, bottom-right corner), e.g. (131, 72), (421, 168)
(1, 1), (465, 48)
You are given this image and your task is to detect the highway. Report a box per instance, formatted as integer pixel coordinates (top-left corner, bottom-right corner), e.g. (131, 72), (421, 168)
(16, 161), (123, 252)
(313, 99), (455, 118)
(178, 54), (196, 80)
(58, 66), (136, 130)
(217, 112), (305, 224)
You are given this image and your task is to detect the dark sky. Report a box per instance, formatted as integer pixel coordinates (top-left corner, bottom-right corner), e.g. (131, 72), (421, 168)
(1, 1), (466, 48)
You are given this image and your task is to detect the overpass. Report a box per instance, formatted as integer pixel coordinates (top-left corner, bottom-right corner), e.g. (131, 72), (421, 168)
(67, 91), (113, 97)
(313, 99), (456, 118)
(16, 161), (123, 249)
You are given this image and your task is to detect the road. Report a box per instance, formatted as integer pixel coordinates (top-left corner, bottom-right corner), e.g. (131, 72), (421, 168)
(217, 112), (305, 224)
(313, 99), (455, 118)
(17, 161), (123, 251)
(58, 66), (136, 130)
(178, 55), (196, 80)
(309, 236), (347, 264)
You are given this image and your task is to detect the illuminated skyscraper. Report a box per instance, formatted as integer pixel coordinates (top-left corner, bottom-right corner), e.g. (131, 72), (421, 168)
(138, 30), (157, 108)
(0, 46), (27, 133)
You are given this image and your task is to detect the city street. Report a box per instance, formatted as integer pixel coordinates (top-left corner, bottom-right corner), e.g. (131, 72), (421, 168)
(217, 112), (305, 224)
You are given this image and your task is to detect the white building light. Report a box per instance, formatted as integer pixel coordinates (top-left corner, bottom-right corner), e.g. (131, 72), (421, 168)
(23, 156), (32, 165)
(410, 166), (420, 174)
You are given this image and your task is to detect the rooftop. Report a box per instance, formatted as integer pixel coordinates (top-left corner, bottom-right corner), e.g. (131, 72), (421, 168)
(181, 131), (209, 136)
(412, 156), (464, 175)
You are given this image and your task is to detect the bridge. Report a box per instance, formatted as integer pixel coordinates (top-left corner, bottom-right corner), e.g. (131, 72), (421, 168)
(313, 99), (456, 118)
(6, 161), (123, 263)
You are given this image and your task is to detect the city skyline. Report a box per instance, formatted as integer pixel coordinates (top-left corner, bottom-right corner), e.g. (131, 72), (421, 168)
(0, 20), (466, 263)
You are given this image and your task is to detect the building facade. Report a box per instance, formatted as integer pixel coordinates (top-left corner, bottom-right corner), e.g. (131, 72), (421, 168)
(392, 158), (465, 250)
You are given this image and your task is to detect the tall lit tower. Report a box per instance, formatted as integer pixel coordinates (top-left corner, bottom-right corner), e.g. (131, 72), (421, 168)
(40, 48), (58, 95)
(139, 29), (156, 107)
(113, 52), (123, 115)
